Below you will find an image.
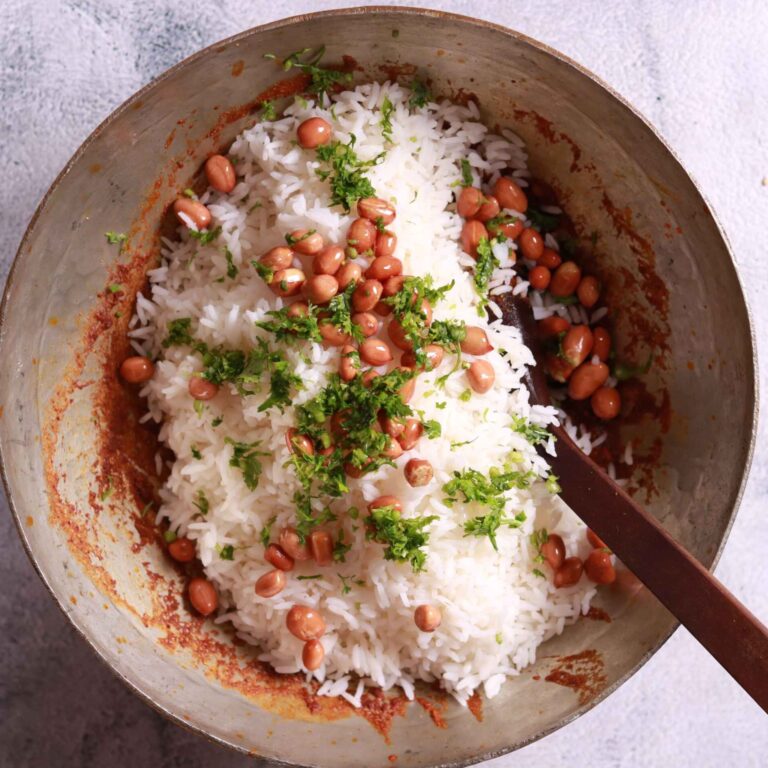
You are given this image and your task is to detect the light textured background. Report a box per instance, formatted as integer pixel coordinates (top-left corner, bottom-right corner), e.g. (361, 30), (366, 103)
(1, 1), (766, 765)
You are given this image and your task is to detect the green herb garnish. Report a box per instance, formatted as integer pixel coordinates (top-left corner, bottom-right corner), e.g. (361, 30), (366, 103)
(191, 446), (202, 460)
(108, 283), (123, 294)
(408, 79), (432, 109)
(105, 231), (127, 246)
(613, 353), (653, 382)
(266, 46), (352, 103)
(224, 247), (238, 279)
(526, 208), (559, 233)
(260, 100), (276, 121)
(511, 416), (550, 446)
(218, 544), (235, 560)
(193, 490), (209, 516)
(163, 318), (194, 348)
(225, 438), (268, 491)
(297, 574), (322, 580)
(380, 96), (394, 142)
(260, 515), (277, 547)
(474, 237), (501, 312)
(163, 529), (177, 543)
(285, 229), (317, 246)
(315, 135), (384, 212)
(444, 465), (534, 550)
(367, 505), (437, 572)
(100, 477), (115, 502)
(188, 226), (222, 246)
(460, 158), (473, 187)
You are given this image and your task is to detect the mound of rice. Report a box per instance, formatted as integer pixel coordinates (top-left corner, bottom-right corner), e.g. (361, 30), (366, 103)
(129, 82), (596, 706)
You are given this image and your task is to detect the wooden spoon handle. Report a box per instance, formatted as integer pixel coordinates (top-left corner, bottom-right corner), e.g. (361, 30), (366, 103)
(549, 425), (768, 712)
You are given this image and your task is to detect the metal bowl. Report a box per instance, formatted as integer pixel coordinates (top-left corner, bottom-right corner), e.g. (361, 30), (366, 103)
(0, 7), (756, 767)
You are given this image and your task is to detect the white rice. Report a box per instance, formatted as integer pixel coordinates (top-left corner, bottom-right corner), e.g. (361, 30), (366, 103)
(130, 83), (596, 705)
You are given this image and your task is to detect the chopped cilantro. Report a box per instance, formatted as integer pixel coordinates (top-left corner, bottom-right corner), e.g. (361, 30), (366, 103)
(325, 283), (364, 342)
(333, 529), (352, 562)
(422, 419), (442, 439)
(367, 505), (437, 572)
(511, 416), (550, 446)
(315, 135), (384, 212)
(546, 474), (561, 494)
(211, 416), (223, 427)
(105, 231), (127, 246)
(163, 529), (177, 543)
(193, 489), (209, 516)
(474, 237), (501, 311)
(532, 568), (546, 578)
(260, 515), (277, 547)
(460, 158), (473, 187)
(408, 79), (432, 109)
(459, 388), (472, 402)
(530, 528), (549, 551)
(260, 100), (276, 121)
(338, 573), (366, 594)
(495, 632), (503, 644)
(191, 446), (202, 460)
(435, 401), (447, 410)
(193, 399), (204, 416)
(108, 283), (123, 294)
(266, 46), (353, 103)
(225, 438), (268, 491)
(444, 465), (534, 550)
(380, 95), (394, 142)
(182, 188), (196, 198)
(224, 247), (238, 279)
(188, 226), (222, 246)
(297, 574), (322, 580)
(285, 229), (316, 246)
(526, 208), (559, 233)
(252, 260), (275, 284)
(163, 318), (194, 348)
(613, 353), (653, 382)
(257, 303), (322, 343)
(218, 544), (235, 560)
(100, 477), (115, 502)
(450, 438), (476, 450)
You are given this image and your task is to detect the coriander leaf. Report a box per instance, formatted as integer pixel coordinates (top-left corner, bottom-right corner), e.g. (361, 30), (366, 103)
(211, 416), (223, 427)
(100, 476), (115, 502)
(460, 158), (473, 187)
(530, 528), (549, 551)
(218, 544), (235, 560)
(257, 303), (322, 343)
(224, 247), (238, 279)
(260, 100), (276, 121)
(511, 416), (550, 446)
(226, 438), (268, 491)
(163, 318), (194, 348)
(367, 505), (437, 572)
(408, 79), (432, 109)
(459, 388), (472, 402)
(297, 574), (322, 580)
(182, 188), (197, 198)
(252, 260), (275, 283)
(163, 529), (177, 543)
(285, 229), (317, 246)
(546, 474), (561, 494)
(613, 353), (653, 382)
(105, 231), (127, 246)
(380, 95), (394, 142)
(422, 419), (441, 439)
(526, 208), (559, 233)
(315, 135), (384, 212)
(108, 283), (123, 294)
(333, 529), (352, 562)
(267, 46), (353, 103)
(188, 226), (222, 246)
(260, 515), (277, 547)
(532, 568), (545, 578)
(474, 237), (501, 311)
(193, 489), (209, 516)
(191, 446), (202, 460)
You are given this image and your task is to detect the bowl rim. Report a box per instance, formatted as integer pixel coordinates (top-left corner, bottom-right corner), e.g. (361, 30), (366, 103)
(0, 5), (758, 765)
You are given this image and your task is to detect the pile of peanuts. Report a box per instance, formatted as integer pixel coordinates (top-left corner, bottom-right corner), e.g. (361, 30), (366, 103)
(455, 176), (621, 421)
(538, 528), (616, 587)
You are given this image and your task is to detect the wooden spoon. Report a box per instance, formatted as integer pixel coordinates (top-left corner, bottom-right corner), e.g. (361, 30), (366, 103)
(503, 294), (768, 712)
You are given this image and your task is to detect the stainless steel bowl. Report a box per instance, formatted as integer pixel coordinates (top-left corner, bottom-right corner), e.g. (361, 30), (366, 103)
(0, 7), (756, 767)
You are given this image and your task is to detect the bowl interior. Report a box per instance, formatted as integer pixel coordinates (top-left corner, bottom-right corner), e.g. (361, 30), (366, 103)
(0, 8), (754, 767)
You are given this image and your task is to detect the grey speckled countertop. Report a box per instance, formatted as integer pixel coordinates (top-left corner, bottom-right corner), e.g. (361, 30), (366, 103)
(1, 1), (767, 766)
